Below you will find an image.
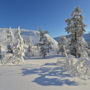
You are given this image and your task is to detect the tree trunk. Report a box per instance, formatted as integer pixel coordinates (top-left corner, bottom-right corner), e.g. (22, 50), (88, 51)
(74, 31), (78, 57)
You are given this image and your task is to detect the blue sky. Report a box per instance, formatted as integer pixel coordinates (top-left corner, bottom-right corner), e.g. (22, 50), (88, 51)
(0, 0), (90, 37)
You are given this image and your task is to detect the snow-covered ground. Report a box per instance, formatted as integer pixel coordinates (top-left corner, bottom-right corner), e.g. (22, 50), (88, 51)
(0, 56), (90, 90)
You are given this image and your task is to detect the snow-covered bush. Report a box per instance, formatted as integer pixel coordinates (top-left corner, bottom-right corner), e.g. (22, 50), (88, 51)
(58, 56), (90, 79)
(1, 53), (24, 64)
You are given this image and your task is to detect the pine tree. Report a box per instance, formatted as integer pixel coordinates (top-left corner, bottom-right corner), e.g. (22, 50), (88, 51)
(65, 7), (87, 57)
(7, 27), (14, 53)
(38, 27), (52, 58)
(13, 27), (25, 62)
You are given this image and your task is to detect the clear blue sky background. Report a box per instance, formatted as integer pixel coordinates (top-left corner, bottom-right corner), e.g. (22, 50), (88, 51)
(0, 0), (90, 37)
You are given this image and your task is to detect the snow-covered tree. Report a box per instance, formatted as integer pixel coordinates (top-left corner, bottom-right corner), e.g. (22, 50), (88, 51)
(27, 37), (34, 56)
(7, 27), (14, 53)
(38, 27), (52, 58)
(65, 7), (87, 58)
(13, 27), (25, 62)
(58, 36), (69, 56)
(56, 7), (90, 79)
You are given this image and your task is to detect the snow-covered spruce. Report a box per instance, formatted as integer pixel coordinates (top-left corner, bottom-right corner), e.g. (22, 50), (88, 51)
(0, 27), (15, 64)
(65, 7), (87, 58)
(7, 27), (14, 53)
(13, 27), (25, 63)
(26, 36), (34, 57)
(38, 27), (52, 58)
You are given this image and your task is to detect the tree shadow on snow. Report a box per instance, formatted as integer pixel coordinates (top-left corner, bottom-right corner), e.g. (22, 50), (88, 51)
(33, 75), (78, 86)
(22, 63), (78, 86)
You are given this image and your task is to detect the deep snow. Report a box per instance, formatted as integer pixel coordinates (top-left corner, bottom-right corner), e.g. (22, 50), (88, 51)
(0, 56), (90, 90)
